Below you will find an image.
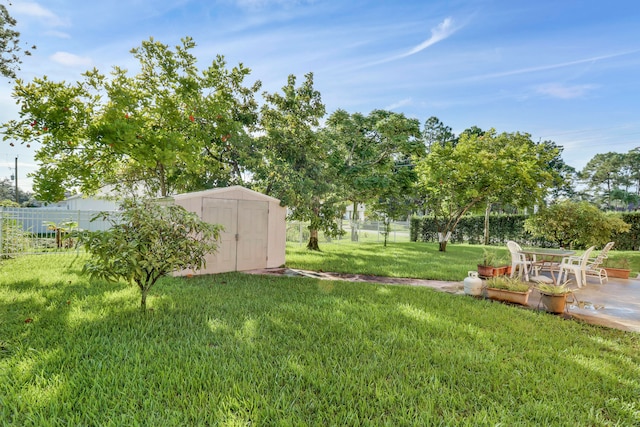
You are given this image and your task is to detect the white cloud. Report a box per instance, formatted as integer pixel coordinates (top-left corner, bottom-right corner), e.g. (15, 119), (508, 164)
(401, 17), (457, 58)
(50, 52), (93, 68)
(385, 98), (413, 111)
(11, 2), (69, 27)
(463, 50), (640, 82)
(364, 17), (463, 67)
(536, 83), (597, 99)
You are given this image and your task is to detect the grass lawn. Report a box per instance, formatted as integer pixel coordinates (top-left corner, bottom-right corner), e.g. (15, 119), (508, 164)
(1, 252), (639, 425)
(285, 241), (640, 281)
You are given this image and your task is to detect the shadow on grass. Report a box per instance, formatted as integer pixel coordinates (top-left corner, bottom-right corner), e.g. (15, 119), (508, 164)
(1, 256), (639, 425)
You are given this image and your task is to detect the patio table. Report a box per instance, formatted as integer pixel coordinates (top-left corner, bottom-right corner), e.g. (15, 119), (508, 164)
(519, 248), (576, 284)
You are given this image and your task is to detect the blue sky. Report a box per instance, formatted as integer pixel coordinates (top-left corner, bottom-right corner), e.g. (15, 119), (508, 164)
(2, 0), (640, 192)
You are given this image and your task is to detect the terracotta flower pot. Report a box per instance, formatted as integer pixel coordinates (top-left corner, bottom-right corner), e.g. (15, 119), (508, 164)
(539, 292), (568, 314)
(604, 267), (631, 279)
(493, 266), (508, 276)
(477, 264), (495, 278)
(486, 288), (531, 305)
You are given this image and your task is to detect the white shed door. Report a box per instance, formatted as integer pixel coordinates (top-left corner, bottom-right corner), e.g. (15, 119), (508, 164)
(202, 198), (238, 273)
(237, 200), (269, 271)
(202, 198), (268, 272)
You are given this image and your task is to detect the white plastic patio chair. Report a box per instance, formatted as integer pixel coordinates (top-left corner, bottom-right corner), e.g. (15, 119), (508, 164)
(585, 241), (614, 284)
(507, 240), (535, 281)
(557, 246), (596, 288)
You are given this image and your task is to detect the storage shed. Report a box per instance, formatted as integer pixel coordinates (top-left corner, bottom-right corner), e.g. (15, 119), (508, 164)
(172, 186), (286, 275)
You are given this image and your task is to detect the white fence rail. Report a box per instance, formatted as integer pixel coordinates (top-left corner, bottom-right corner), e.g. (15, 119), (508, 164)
(0, 207), (116, 257)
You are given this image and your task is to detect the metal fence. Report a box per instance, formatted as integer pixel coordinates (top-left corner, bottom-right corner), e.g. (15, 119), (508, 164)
(0, 207), (116, 257)
(0, 207), (412, 258)
(286, 220), (411, 245)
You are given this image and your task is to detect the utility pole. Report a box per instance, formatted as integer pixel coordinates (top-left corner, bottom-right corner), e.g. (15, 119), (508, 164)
(14, 156), (18, 204)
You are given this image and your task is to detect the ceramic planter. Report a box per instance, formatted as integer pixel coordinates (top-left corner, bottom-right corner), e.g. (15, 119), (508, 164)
(486, 288), (531, 305)
(539, 292), (569, 314)
(493, 266), (509, 276)
(477, 264), (495, 278)
(604, 267), (631, 279)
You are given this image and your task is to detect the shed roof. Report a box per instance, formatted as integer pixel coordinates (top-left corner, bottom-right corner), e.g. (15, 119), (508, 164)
(172, 185), (282, 204)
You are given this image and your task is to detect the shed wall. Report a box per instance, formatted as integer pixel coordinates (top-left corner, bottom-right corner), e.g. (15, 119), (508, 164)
(172, 186), (285, 275)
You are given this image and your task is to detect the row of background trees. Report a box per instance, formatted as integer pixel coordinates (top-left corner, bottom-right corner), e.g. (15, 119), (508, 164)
(1, 33), (638, 251)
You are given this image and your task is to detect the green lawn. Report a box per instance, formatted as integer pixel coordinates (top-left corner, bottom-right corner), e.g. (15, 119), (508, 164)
(1, 252), (639, 425)
(285, 241), (640, 281)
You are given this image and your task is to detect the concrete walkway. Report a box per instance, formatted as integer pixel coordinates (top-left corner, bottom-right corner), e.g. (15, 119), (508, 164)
(245, 268), (640, 333)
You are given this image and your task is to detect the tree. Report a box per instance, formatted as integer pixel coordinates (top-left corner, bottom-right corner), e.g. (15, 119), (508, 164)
(480, 135), (563, 244)
(579, 152), (626, 209)
(369, 159), (419, 247)
(524, 200), (630, 249)
(544, 141), (578, 201)
(2, 37), (260, 201)
(80, 199), (221, 310)
(326, 109), (422, 240)
(0, 178), (30, 205)
(254, 73), (342, 251)
(416, 129), (559, 251)
(620, 147), (640, 204)
(0, 2), (35, 79)
(422, 116), (455, 152)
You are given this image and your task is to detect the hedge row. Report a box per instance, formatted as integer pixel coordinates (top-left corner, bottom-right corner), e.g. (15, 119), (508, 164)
(410, 212), (640, 250)
(612, 212), (640, 251)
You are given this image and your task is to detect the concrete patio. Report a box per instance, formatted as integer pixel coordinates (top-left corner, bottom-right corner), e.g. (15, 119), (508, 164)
(527, 275), (640, 332)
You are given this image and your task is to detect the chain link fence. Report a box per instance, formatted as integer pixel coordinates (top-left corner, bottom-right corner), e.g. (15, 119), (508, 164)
(286, 220), (411, 245)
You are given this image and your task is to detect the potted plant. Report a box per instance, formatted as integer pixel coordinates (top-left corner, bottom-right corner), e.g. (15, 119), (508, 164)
(493, 255), (511, 277)
(478, 249), (498, 278)
(603, 258), (631, 279)
(485, 276), (532, 305)
(535, 281), (572, 314)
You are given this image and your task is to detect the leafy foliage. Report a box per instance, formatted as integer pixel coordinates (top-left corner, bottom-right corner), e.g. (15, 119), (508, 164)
(80, 199), (221, 309)
(612, 212), (640, 251)
(254, 73), (340, 250)
(416, 129), (559, 251)
(579, 149), (640, 210)
(2, 37), (260, 201)
(524, 200), (630, 249)
(326, 109), (423, 241)
(0, 2), (35, 79)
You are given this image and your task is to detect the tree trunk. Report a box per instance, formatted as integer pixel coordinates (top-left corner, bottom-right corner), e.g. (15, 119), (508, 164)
(483, 202), (492, 245)
(383, 219), (391, 247)
(140, 289), (147, 311)
(157, 162), (167, 197)
(351, 201), (359, 242)
(438, 231), (451, 252)
(55, 229), (62, 248)
(307, 229), (320, 251)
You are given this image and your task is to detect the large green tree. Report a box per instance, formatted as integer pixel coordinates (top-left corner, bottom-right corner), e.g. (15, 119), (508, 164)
(325, 109), (422, 240)
(2, 37), (260, 201)
(579, 152), (626, 209)
(416, 129), (559, 251)
(255, 73), (342, 251)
